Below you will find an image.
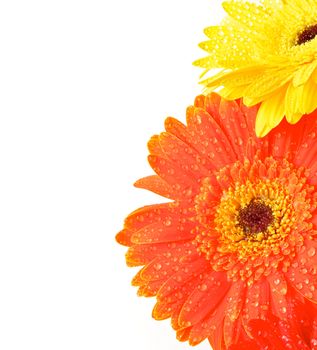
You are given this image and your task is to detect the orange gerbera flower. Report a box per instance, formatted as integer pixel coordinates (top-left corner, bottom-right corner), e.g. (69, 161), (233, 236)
(116, 93), (317, 349)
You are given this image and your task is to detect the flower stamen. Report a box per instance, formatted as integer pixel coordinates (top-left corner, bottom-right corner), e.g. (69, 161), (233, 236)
(237, 199), (274, 236)
(296, 24), (317, 45)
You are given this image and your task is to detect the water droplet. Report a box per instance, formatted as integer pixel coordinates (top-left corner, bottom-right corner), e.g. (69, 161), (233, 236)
(201, 322), (208, 329)
(308, 247), (316, 257)
(296, 282), (303, 290)
(280, 287), (287, 295)
(164, 219), (172, 226)
(235, 137), (243, 146)
(209, 152), (215, 159)
(311, 339), (317, 346)
(305, 291), (313, 299)
(176, 275), (182, 282)
(154, 263), (162, 271)
(138, 215), (145, 222)
(199, 284), (208, 292)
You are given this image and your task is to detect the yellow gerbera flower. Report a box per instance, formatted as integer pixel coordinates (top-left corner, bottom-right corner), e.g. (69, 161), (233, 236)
(194, 0), (317, 137)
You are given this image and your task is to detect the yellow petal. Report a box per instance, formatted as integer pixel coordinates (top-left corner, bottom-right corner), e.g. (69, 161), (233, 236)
(199, 40), (216, 54)
(285, 83), (304, 121)
(300, 78), (317, 114)
(293, 62), (317, 87)
(255, 88), (286, 137)
(244, 89), (280, 106)
(200, 65), (268, 90)
(312, 68), (317, 83)
(196, 24), (255, 69)
(193, 56), (216, 70)
(220, 86), (249, 100)
(286, 113), (302, 124)
(223, 1), (271, 32)
(244, 68), (293, 99)
(204, 26), (220, 40)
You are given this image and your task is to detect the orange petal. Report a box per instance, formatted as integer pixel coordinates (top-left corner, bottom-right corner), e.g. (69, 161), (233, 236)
(186, 106), (237, 168)
(176, 327), (192, 342)
(158, 131), (211, 177)
(178, 271), (231, 328)
(267, 272), (289, 320)
(141, 248), (195, 282)
(126, 242), (187, 267)
(134, 175), (177, 199)
(137, 279), (162, 297)
(147, 134), (165, 157)
(116, 229), (133, 247)
(242, 279), (270, 336)
(131, 221), (195, 244)
(153, 273), (205, 322)
(286, 239), (317, 303)
(157, 258), (210, 302)
(148, 155), (198, 195)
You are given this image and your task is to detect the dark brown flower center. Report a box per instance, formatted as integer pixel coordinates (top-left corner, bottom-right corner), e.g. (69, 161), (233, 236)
(237, 199), (274, 235)
(296, 24), (317, 45)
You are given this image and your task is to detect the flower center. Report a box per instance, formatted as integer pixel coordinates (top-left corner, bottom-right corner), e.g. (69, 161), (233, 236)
(237, 199), (274, 236)
(296, 24), (317, 45)
(193, 157), (316, 284)
(213, 179), (293, 257)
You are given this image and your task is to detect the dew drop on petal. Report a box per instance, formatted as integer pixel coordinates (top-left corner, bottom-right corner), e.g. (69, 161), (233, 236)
(198, 284), (208, 292)
(280, 287), (287, 295)
(311, 339), (317, 347)
(308, 247), (316, 257)
(305, 291), (313, 299)
(164, 219), (172, 226)
(154, 263), (162, 271)
(235, 137), (243, 146)
(296, 282), (303, 290)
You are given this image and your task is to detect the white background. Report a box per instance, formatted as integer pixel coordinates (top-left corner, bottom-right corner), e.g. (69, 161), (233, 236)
(0, 1), (225, 349)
